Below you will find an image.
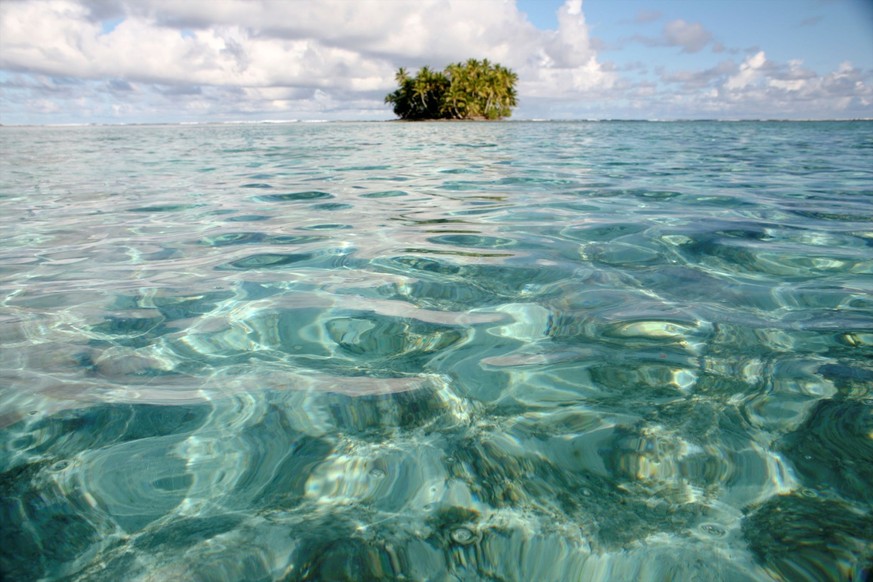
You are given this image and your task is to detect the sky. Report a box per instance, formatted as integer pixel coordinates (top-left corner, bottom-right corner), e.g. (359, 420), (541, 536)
(1, 0), (871, 124)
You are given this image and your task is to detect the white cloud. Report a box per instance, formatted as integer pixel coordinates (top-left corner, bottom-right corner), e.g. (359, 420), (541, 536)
(663, 19), (712, 53)
(767, 59), (816, 91)
(725, 50), (767, 90)
(633, 10), (662, 24)
(521, 0), (616, 98)
(0, 0), (617, 121)
(0, 0), (871, 122)
(564, 0), (582, 16)
(0, 0), (403, 90)
(631, 18), (713, 54)
(653, 51), (873, 118)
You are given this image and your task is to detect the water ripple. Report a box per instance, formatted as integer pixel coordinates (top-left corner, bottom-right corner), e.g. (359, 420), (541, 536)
(2, 121), (872, 580)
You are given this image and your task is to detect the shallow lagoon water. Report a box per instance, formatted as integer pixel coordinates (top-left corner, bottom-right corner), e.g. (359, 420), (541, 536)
(1, 121), (871, 581)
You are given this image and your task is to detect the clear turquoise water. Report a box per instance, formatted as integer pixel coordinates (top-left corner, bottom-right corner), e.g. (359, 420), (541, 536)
(1, 121), (871, 581)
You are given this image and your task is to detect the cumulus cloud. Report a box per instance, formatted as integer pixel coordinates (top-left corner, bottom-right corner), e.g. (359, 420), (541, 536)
(0, 0), (620, 121)
(634, 10), (662, 24)
(0, 0), (397, 90)
(522, 0), (616, 98)
(0, 0), (870, 122)
(663, 19), (713, 53)
(655, 50), (873, 118)
(633, 19), (714, 53)
(725, 50), (768, 90)
(659, 60), (736, 90)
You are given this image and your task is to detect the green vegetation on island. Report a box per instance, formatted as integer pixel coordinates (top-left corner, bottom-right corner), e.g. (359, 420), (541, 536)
(385, 59), (518, 121)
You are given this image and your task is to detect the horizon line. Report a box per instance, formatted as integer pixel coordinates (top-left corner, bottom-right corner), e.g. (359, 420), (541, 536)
(2, 117), (872, 128)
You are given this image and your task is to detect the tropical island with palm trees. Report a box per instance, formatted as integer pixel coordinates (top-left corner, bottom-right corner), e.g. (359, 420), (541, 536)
(385, 59), (518, 120)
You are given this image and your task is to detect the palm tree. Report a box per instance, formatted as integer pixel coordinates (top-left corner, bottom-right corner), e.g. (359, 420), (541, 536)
(385, 60), (517, 120)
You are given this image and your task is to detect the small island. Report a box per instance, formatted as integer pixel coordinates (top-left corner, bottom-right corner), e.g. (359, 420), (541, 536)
(385, 59), (518, 121)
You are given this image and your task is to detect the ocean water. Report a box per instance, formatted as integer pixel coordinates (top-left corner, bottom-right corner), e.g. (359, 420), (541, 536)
(0, 120), (871, 581)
